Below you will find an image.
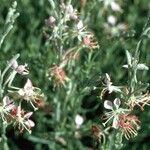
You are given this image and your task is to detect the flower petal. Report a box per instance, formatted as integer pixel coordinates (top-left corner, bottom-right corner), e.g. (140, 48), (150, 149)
(18, 89), (25, 96)
(77, 20), (83, 30)
(137, 64), (149, 70)
(122, 64), (128, 68)
(111, 2), (121, 12)
(5, 104), (15, 111)
(3, 96), (13, 106)
(114, 98), (121, 109)
(11, 60), (18, 69)
(3, 96), (11, 106)
(75, 114), (84, 126)
(112, 116), (119, 129)
(24, 79), (33, 90)
(104, 100), (113, 110)
(24, 112), (33, 119)
(105, 73), (111, 82)
(25, 120), (35, 128)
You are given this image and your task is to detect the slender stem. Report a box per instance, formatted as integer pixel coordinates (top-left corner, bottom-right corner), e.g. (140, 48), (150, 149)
(2, 123), (9, 150)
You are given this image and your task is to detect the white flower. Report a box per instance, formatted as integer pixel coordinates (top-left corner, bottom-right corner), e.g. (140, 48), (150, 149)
(101, 73), (122, 98)
(18, 79), (40, 111)
(123, 63), (149, 70)
(102, 0), (122, 12)
(77, 20), (84, 30)
(103, 98), (127, 129)
(75, 114), (84, 128)
(76, 20), (88, 41)
(111, 1), (122, 12)
(107, 15), (117, 26)
(64, 4), (78, 20)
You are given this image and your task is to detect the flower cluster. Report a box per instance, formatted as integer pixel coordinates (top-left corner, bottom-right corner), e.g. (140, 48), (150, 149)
(11, 105), (35, 133)
(44, 1), (99, 87)
(0, 55), (44, 134)
(99, 74), (149, 140)
(96, 47), (149, 141)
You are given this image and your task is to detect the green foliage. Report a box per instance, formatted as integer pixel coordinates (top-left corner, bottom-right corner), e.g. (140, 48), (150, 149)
(0, 0), (149, 150)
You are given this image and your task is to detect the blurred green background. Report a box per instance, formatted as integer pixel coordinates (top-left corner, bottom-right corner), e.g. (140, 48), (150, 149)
(0, 0), (150, 149)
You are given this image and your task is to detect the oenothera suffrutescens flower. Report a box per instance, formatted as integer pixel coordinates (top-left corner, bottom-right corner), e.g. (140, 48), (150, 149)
(11, 105), (35, 134)
(101, 73), (122, 98)
(103, 98), (129, 129)
(17, 79), (44, 111)
(9, 58), (29, 75)
(0, 96), (15, 122)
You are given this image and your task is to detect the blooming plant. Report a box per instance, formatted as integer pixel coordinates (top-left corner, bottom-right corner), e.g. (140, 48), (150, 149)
(0, 0), (149, 149)
(91, 18), (150, 149)
(0, 2), (44, 150)
(0, 52), (44, 148)
(0, 53), (44, 149)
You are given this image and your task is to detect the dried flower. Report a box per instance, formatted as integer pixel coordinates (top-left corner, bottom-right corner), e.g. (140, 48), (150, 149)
(62, 50), (79, 63)
(11, 105), (35, 133)
(76, 20), (99, 49)
(118, 114), (140, 139)
(91, 125), (105, 143)
(83, 33), (98, 49)
(50, 65), (69, 87)
(127, 93), (150, 110)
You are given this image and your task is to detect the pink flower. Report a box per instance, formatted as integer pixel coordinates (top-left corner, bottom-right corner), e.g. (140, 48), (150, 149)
(64, 4), (78, 20)
(0, 96), (15, 122)
(12, 105), (35, 133)
(17, 79), (44, 111)
(83, 33), (98, 49)
(45, 16), (56, 28)
(18, 79), (34, 99)
(10, 59), (29, 75)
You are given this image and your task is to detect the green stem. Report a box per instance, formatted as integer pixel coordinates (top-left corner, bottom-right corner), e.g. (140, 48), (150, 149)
(2, 123), (9, 150)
